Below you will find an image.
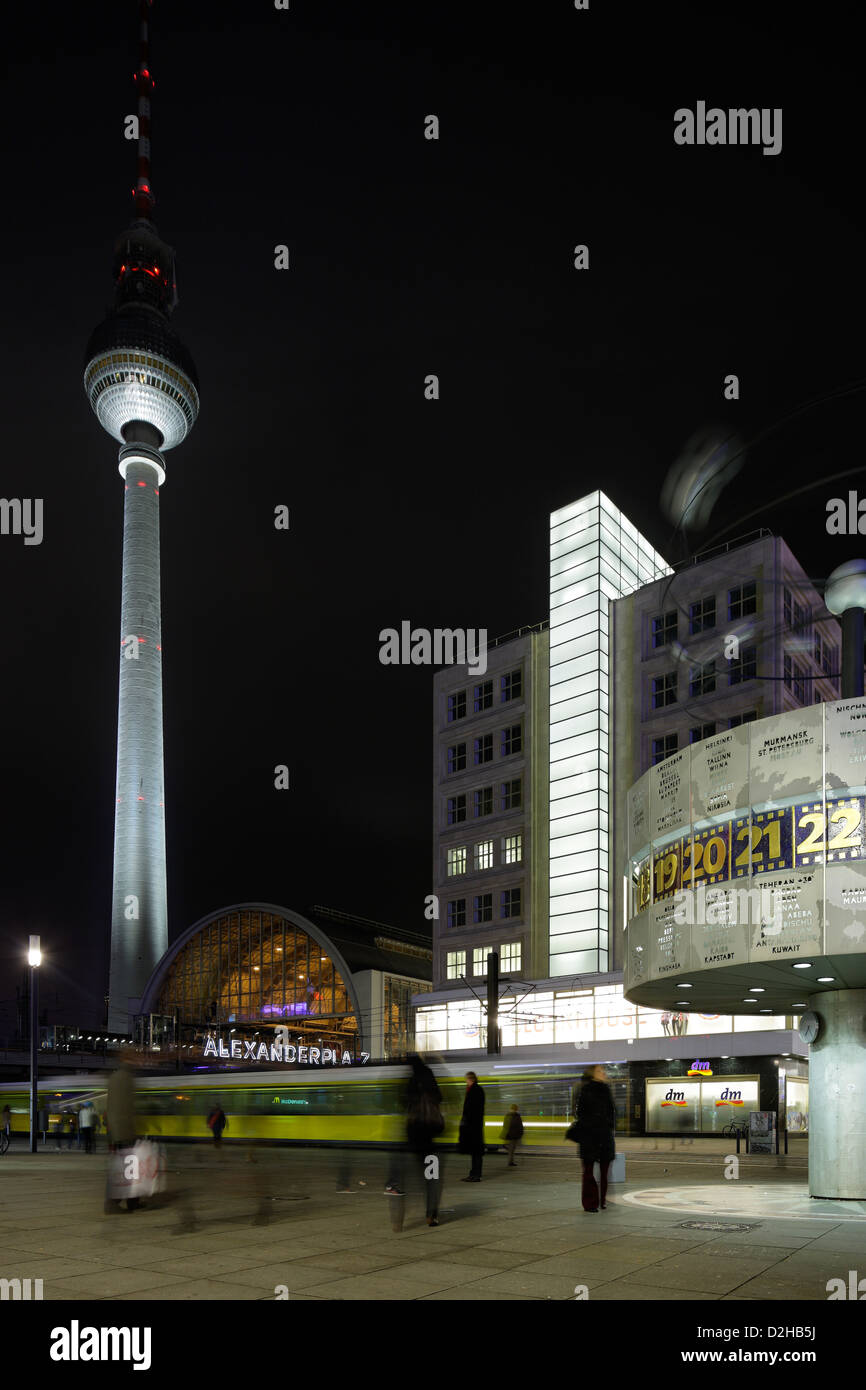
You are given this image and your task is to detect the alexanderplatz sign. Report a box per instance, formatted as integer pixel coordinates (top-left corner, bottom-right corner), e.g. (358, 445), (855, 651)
(202, 1037), (370, 1066)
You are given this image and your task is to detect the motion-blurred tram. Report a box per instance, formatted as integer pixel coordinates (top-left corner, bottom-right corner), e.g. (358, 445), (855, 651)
(0, 1060), (606, 1146)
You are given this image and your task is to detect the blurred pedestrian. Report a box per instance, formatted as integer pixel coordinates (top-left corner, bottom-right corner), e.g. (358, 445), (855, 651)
(79, 1101), (96, 1154)
(67, 1110), (77, 1150)
(1, 1104), (10, 1141)
(501, 1104), (524, 1166)
(575, 1065), (616, 1212)
(207, 1102), (227, 1146)
(406, 1055), (445, 1226)
(106, 1063), (139, 1211)
(459, 1071), (485, 1182)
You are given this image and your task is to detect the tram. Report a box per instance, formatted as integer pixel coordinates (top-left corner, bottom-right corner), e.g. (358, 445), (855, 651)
(0, 1060), (591, 1147)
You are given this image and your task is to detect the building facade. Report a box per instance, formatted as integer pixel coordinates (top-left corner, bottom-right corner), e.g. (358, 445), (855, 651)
(138, 903), (431, 1062)
(610, 531), (841, 965)
(413, 495), (836, 1135)
(433, 625), (549, 990)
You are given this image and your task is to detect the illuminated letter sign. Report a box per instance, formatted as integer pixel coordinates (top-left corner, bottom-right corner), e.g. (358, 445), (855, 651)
(198, 1040), (370, 1066)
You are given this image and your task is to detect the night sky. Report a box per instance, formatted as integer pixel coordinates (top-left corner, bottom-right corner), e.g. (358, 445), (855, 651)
(1, 1), (863, 1030)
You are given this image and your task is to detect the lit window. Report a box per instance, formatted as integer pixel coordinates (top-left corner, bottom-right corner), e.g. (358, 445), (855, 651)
(447, 846), (466, 877)
(473, 681), (493, 712)
(501, 942), (522, 973)
(446, 951), (466, 980)
(447, 795), (466, 825)
(474, 840), (494, 871)
(502, 833), (523, 864)
(501, 669), (522, 702)
(446, 899), (466, 929)
(474, 786), (493, 818)
(501, 724), (522, 757)
(501, 886), (522, 919)
(447, 743), (466, 774)
(472, 948), (487, 976)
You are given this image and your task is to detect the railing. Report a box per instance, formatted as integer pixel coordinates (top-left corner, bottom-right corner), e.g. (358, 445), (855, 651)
(671, 528), (773, 572)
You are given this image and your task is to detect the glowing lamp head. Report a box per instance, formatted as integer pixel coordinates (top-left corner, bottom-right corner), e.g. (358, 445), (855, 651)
(28, 935), (41, 968)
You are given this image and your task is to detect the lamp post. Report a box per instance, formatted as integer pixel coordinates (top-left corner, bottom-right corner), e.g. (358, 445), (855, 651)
(824, 559), (866, 698)
(28, 935), (41, 1153)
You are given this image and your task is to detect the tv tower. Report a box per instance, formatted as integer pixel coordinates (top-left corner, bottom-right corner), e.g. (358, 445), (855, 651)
(84, 0), (199, 1033)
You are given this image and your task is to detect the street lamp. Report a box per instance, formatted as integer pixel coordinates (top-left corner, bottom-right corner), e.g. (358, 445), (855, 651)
(28, 935), (41, 1154)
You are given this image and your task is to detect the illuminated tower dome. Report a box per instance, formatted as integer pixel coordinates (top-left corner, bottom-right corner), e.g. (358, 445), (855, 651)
(84, 0), (199, 1033)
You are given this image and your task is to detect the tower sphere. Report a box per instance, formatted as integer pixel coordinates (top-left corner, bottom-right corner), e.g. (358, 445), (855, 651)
(825, 559), (866, 616)
(84, 309), (199, 453)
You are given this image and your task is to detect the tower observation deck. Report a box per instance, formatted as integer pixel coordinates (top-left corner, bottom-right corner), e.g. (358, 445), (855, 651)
(84, 0), (199, 1033)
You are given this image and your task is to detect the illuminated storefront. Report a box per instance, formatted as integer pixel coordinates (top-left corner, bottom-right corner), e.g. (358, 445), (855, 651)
(414, 982), (790, 1052)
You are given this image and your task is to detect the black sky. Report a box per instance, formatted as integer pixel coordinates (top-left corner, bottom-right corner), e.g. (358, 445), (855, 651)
(1, 1), (863, 1029)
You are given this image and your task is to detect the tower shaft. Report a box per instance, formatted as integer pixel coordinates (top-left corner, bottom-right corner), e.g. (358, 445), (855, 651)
(108, 443), (168, 1032)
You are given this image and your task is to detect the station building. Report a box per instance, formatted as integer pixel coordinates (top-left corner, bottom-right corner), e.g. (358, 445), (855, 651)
(135, 903), (432, 1064)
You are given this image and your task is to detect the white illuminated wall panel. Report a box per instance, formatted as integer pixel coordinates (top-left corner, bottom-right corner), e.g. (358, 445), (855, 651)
(549, 492), (670, 976)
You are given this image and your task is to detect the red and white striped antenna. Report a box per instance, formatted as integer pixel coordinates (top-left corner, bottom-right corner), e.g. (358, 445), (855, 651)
(133, 0), (155, 220)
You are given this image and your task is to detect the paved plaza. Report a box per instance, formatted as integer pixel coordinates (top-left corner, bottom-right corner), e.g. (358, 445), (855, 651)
(1, 1140), (864, 1301)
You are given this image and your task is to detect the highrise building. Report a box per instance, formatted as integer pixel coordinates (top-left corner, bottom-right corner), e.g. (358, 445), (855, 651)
(610, 531), (842, 961)
(433, 625), (549, 990)
(413, 500), (826, 1137)
(84, 2), (199, 1032)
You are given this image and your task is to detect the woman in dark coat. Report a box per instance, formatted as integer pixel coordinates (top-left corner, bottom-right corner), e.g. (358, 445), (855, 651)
(576, 1065), (616, 1212)
(459, 1071), (486, 1182)
(406, 1055), (445, 1226)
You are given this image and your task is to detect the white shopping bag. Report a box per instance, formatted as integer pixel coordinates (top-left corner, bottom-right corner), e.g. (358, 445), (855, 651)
(594, 1153), (625, 1184)
(106, 1140), (167, 1201)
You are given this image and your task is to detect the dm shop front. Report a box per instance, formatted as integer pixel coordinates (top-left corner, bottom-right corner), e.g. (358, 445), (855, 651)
(413, 981), (809, 1137)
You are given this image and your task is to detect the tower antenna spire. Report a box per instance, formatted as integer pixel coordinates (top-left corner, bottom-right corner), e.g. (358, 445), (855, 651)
(133, 0), (156, 220)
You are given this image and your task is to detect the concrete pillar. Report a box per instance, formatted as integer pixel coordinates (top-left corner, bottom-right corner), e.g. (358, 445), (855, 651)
(807, 988), (866, 1199)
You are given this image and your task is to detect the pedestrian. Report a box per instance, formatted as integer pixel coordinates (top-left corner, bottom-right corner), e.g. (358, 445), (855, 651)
(106, 1063), (139, 1211)
(459, 1071), (486, 1182)
(1, 1104), (10, 1142)
(575, 1065), (616, 1213)
(661, 1012), (671, 1036)
(79, 1100), (96, 1154)
(55, 1113), (66, 1151)
(207, 1102), (227, 1146)
(66, 1110), (77, 1150)
(405, 1055), (445, 1226)
(501, 1104), (524, 1166)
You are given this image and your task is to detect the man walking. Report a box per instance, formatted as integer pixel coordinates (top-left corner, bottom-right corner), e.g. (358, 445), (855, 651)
(459, 1071), (486, 1182)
